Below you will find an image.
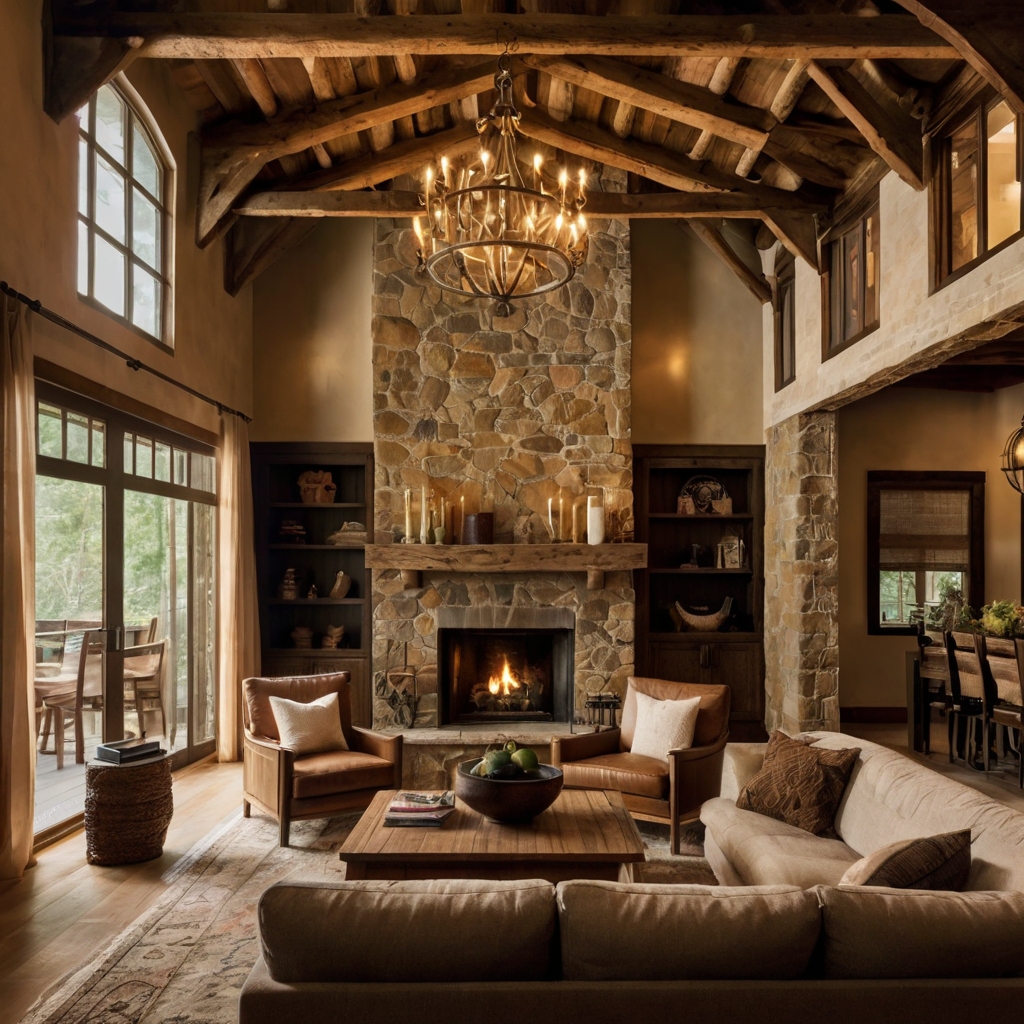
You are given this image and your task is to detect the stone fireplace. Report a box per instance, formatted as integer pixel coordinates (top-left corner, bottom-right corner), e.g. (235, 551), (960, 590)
(369, 169), (634, 732)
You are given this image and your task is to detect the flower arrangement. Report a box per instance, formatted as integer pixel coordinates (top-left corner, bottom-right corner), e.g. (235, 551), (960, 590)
(979, 599), (1024, 638)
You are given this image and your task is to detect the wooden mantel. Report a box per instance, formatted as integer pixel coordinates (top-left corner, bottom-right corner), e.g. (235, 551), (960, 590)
(365, 542), (647, 591)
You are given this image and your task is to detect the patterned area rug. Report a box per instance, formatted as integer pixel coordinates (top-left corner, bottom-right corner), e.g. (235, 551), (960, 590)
(21, 811), (714, 1024)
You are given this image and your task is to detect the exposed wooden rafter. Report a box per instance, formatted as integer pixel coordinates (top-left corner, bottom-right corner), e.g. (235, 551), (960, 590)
(234, 188), (771, 219)
(523, 54), (774, 149)
(687, 222), (772, 305)
(224, 216), (318, 296)
(49, 13), (959, 60)
(44, 34), (141, 123)
(806, 62), (924, 191)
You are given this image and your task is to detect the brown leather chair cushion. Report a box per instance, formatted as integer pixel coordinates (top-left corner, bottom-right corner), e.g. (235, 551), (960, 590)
(562, 752), (669, 800)
(244, 673), (352, 744)
(291, 750), (395, 800)
(620, 677), (730, 751)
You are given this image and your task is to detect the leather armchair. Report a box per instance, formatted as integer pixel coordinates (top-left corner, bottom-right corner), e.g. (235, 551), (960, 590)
(242, 672), (402, 846)
(552, 677), (729, 854)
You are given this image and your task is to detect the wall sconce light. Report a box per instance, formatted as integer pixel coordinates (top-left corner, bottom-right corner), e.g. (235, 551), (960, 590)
(1001, 416), (1024, 493)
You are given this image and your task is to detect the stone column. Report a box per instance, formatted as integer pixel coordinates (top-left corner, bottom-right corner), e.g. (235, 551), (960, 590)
(763, 411), (839, 734)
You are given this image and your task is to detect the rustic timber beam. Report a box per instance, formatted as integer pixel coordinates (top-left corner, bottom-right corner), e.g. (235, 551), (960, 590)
(44, 34), (142, 123)
(806, 61), (924, 191)
(760, 208), (820, 270)
(50, 13), (958, 60)
(522, 54), (774, 149)
(225, 216), (318, 295)
(274, 123), (481, 193)
(687, 222), (772, 305)
(891, 1), (1024, 114)
(234, 188), (770, 219)
(204, 61), (495, 162)
(926, 64), (987, 137)
(762, 139), (849, 190)
(519, 109), (827, 214)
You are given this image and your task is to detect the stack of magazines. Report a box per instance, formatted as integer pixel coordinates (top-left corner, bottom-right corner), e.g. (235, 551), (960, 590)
(383, 790), (455, 828)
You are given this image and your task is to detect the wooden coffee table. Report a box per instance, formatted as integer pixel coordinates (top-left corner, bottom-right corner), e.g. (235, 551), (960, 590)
(340, 788), (646, 883)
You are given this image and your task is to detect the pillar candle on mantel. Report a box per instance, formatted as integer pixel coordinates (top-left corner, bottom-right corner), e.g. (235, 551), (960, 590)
(587, 495), (605, 545)
(420, 485), (429, 544)
(404, 489), (413, 542)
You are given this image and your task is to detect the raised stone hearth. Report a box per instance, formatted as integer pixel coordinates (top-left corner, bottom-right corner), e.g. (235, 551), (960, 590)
(370, 169), (634, 731)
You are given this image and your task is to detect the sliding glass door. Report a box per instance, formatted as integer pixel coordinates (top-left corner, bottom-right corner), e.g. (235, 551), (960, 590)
(33, 383), (217, 837)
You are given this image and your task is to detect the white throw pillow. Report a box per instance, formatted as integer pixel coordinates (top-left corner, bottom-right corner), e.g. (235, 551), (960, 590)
(268, 691), (349, 755)
(630, 691), (701, 761)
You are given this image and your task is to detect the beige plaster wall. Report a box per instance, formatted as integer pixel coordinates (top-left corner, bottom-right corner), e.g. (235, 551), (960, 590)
(632, 220), (764, 445)
(765, 171), (1024, 430)
(837, 383), (1024, 708)
(250, 219), (374, 442)
(0, 0), (252, 435)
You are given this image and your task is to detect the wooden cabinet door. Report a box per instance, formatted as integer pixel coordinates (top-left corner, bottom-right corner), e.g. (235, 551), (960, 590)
(648, 641), (708, 687)
(710, 642), (764, 721)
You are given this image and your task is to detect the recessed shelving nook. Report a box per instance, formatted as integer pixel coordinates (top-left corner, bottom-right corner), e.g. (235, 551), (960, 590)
(634, 445), (767, 741)
(251, 442), (374, 727)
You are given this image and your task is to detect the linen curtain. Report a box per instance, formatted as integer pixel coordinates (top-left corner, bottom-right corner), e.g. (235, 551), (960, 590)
(0, 296), (36, 878)
(216, 412), (259, 762)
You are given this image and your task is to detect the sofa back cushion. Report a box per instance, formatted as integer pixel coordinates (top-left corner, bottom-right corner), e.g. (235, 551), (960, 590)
(557, 881), (820, 980)
(805, 732), (1024, 891)
(620, 677), (729, 751)
(244, 673), (352, 744)
(819, 885), (1024, 978)
(258, 879), (557, 983)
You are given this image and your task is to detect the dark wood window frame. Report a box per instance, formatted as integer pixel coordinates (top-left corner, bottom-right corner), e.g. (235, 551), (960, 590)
(773, 248), (796, 392)
(929, 91), (1024, 293)
(821, 186), (881, 361)
(866, 470), (985, 637)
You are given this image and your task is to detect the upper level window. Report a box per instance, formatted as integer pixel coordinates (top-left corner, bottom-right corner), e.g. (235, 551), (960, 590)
(77, 82), (172, 346)
(774, 249), (796, 391)
(932, 97), (1022, 286)
(821, 191), (880, 359)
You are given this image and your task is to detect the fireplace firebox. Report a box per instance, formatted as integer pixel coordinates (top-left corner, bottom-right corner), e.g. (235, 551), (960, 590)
(439, 627), (573, 725)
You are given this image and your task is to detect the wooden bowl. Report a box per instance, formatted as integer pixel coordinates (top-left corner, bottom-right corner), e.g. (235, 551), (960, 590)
(455, 759), (564, 824)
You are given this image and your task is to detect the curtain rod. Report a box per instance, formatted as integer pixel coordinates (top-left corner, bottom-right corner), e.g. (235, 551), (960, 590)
(0, 281), (252, 424)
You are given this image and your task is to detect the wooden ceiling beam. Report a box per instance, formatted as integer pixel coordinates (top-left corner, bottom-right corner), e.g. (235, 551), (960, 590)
(225, 216), (318, 296)
(760, 207), (820, 269)
(44, 35), (142, 123)
(518, 108), (827, 214)
(687, 222), (772, 304)
(49, 13), (959, 60)
(891, 1), (1024, 114)
(523, 54), (774, 149)
(234, 188), (770, 219)
(806, 61), (924, 190)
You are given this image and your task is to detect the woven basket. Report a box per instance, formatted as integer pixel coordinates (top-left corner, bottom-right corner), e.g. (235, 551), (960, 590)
(85, 756), (173, 866)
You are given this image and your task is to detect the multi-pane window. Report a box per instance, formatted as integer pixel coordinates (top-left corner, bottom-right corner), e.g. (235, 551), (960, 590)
(774, 249), (796, 391)
(867, 472), (985, 635)
(822, 194), (880, 358)
(934, 97), (1022, 284)
(77, 83), (170, 344)
(124, 432), (216, 494)
(37, 401), (106, 467)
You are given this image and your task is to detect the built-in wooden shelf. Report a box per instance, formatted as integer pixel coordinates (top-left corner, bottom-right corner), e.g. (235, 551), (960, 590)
(365, 542), (647, 591)
(648, 513), (754, 520)
(268, 598), (365, 605)
(649, 567), (753, 575)
(269, 502), (366, 509)
(269, 544), (366, 550)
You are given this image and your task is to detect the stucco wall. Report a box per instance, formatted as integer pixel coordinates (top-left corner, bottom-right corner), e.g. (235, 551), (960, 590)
(765, 171), (1024, 429)
(837, 383), (1024, 708)
(632, 220), (763, 445)
(250, 219), (374, 442)
(0, 0), (252, 434)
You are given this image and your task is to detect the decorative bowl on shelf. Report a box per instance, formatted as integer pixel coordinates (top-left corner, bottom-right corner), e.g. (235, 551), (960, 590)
(455, 759), (563, 824)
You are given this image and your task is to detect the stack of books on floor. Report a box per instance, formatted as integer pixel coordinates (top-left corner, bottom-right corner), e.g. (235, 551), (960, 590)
(95, 739), (165, 764)
(383, 790), (456, 827)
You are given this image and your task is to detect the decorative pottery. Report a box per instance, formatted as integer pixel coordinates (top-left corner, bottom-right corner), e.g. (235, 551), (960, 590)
(321, 624), (345, 649)
(681, 475), (729, 514)
(455, 759), (564, 823)
(278, 568), (298, 600)
(673, 596), (734, 633)
(327, 524), (368, 546)
(290, 626), (314, 649)
(297, 470), (337, 505)
(307, 584), (318, 599)
(329, 570), (352, 599)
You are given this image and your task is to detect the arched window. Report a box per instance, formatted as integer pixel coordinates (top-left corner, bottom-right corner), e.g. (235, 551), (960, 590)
(77, 81), (172, 346)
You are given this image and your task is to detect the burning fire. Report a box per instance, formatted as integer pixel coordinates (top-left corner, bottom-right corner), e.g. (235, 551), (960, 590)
(487, 658), (521, 697)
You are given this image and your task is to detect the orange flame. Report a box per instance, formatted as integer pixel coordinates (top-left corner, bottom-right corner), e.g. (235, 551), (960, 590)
(487, 658), (520, 697)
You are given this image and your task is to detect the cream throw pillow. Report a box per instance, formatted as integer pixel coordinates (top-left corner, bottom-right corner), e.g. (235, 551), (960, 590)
(630, 691), (701, 761)
(268, 691), (349, 755)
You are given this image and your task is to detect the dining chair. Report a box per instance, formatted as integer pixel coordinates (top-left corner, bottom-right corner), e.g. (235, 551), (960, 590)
(123, 640), (168, 740)
(35, 628), (83, 752)
(944, 631), (986, 769)
(42, 630), (105, 769)
(978, 634), (1023, 788)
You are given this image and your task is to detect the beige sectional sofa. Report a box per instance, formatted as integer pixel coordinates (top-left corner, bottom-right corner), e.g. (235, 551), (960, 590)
(702, 731), (1024, 890)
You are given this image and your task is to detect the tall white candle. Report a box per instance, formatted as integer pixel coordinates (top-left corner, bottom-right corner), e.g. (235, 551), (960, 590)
(404, 488), (412, 542)
(558, 495), (564, 542)
(420, 485), (429, 544)
(547, 497), (554, 540)
(587, 495), (605, 546)
(460, 496), (465, 543)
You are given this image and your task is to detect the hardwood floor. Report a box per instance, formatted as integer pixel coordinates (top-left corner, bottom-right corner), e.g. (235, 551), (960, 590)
(0, 756), (242, 1023)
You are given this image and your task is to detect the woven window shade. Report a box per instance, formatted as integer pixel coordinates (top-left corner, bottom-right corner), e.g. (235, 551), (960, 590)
(878, 489), (970, 572)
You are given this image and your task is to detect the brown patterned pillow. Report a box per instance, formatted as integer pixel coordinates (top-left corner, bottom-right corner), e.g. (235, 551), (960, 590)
(737, 732), (860, 838)
(839, 830), (971, 890)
